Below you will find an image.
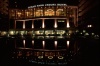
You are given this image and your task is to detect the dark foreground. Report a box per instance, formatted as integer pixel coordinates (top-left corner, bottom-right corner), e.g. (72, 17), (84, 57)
(0, 38), (99, 66)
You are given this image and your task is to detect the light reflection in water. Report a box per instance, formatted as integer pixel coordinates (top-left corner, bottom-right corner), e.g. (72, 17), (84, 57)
(23, 40), (25, 48)
(67, 40), (70, 48)
(0, 34), (99, 65)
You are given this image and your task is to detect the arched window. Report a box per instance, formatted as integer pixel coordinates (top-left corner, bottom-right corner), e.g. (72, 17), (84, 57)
(45, 9), (54, 16)
(35, 9), (43, 17)
(56, 9), (66, 16)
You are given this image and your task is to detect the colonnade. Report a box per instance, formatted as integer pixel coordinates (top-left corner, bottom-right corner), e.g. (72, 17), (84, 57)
(14, 18), (71, 29)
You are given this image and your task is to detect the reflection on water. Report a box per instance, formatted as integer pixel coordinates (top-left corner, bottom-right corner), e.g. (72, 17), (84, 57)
(0, 37), (99, 66)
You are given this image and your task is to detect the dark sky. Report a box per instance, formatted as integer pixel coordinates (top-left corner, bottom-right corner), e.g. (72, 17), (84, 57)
(9, 0), (78, 8)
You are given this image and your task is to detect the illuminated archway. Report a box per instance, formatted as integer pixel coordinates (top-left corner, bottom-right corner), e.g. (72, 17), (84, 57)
(45, 9), (54, 16)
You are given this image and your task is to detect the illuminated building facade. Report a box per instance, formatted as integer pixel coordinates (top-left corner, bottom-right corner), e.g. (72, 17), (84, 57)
(8, 4), (78, 65)
(9, 4), (78, 27)
(0, 0), (99, 65)
(8, 4), (78, 47)
(0, 3), (79, 65)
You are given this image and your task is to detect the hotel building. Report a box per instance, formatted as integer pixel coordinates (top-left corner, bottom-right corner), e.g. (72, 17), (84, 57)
(1, 3), (77, 65)
(0, 0), (99, 65)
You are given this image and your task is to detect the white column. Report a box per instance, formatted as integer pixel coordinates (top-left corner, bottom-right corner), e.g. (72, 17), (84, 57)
(54, 19), (57, 28)
(23, 21), (25, 29)
(32, 40), (34, 49)
(66, 18), (70, 28)
(42, 41), (45, 49)
(42, 19), (45, 28)
(55, 41), (57, 49)
(32, 20), (34, 29)
(23, 40), (25, 48)
(67, 41), (70, 49)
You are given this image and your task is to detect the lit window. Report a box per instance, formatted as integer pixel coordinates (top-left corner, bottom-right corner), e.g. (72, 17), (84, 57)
(38, 56), (43, 59)
(17, 12), (21, 17)
(9, 31), (15, 35)
(1, 31), (7, 36)
(27, 31), (33, 35)
(92, 33), (94, 35)
(16, 31), (25, 35)
(87, 25), (92, 27)
(56, 9), (66, 16)
(35, 9), (43, 16)
(45, 9), (54, 16)
(83, 30), (86, 33)
(85, 33), (89, 35)
(56, 30), (65, 35)
(45, 30), (54, 35)
(35, 30), (44, 35)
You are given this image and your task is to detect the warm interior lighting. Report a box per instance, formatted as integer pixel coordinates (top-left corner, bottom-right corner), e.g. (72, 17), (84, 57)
(17, 12), (21, 17)
(38, 56), (43, 59)
(10, 31), (14, 35)
(45, 30), (54, 35)
(35, 10), (43, 16)
(56, 9), (64, 16)
(1, 31), (7, 36)
(26, 12), (29, 16)
(9, 31), (14, 35)
(45, 9), (54, 16)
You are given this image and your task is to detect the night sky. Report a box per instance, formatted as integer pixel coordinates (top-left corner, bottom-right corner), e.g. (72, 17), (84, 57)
(9, 0), (78, 8)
